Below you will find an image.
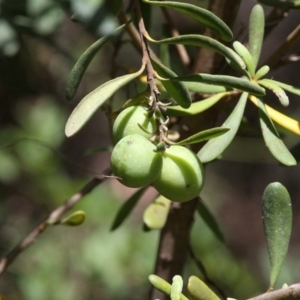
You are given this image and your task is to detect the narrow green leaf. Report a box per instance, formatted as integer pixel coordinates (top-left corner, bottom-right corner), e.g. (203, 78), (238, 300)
(166, 92), (230, 116)
(172, 74), (265, 96)
(261, 79), (300, 97)
(143, 195), (171, 230)
(257, 97), (296, 166)
(65, 64), (145, 137)
(257, 0), (300, 9)
(140, 0), (152, 30)
(184, 82), (231, 94)
(233, 41), (255, 77)
(258, 79), (289, 106)
(255, 65), (270, 79)
(59, 211), (86, 226)
(197, 200), (224, 242)
(148, 275), (189, 300)
(151, 58), (191, 108)
(175, 127), (230, 146)
(142, 0), (233, 41)
(249, 4), (265, 69)
(262, 182), (292, 289)
(147, 34), (245, 70)
(110, 187), (147, 231)
(198, 92), (248, 163)
(188, 276), (220, 300)
(66, 22), (128, 101)
(171, 276), (184, 300)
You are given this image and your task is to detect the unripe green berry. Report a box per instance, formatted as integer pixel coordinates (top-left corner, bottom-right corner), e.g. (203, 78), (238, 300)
(111, 134), (162, 188)
(153, 145), (204, 202)
(113, 106), (156, 144)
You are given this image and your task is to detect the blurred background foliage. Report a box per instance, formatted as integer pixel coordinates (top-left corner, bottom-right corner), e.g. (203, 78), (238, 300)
(0, 0), (300, 299)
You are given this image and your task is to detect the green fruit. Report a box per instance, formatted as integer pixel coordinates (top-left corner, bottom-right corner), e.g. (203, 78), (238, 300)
(111, 134), (162, 188)
(153, 146), (204, 202)
(113, 105), (157, 144)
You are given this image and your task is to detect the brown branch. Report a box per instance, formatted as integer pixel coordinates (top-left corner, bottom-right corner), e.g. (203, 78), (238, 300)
(248, 284), (300, 300)
(0, 172), (109, 276)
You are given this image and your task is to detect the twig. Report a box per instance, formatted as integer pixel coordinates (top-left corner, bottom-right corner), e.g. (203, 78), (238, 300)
(188, 244), (227, 299)
(263, 24), (300, 69)
(247, 284), (300, 300)
(0, 173), (109, 276)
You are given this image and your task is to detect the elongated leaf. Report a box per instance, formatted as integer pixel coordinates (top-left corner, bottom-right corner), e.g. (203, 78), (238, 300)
(143, 195), (171, 229)
(146, 34), (245, 70)
(184, 81), (231, 94)
(257, 0), (300, 9)
(142, 0), (232, 41)
(255, 65), (270, 79)
(249, 95), (300, 135)
(198, 92), (248, 163)
(65, 64), (145, 137)
(258, 79), (289, 106)
(197, 200), (224, 242)
(262, 182), (292, 289)
(110, 187), (147, 231)
(66, 22), (127, 100)
(249, 5), (265, 68)
(148, 275), (189, 300)
(261, 79), (300, 97)
(233, 41), (255, 77)
(171, 276), (183, 300)
(188, 276), (220, 300)
(151, 58), (191, 108)
(175, 127), (230, 146)
(166, 92), (230, 116)
(257, 97), (296, 166)
(172, 74), (265, 96)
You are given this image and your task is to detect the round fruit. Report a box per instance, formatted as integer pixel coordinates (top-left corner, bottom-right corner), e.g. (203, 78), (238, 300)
(111, 134), (162, 188)
(112, 105), (156, 144)
(152, 145), (204, 202)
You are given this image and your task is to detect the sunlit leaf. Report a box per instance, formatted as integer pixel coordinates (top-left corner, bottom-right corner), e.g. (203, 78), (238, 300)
(110, 187), (147, 231)
(143, 195), (171, 230)
(258, 79), (289, 107)
(172, 74), (265, 96)
(249, 95), (300, 135)
(257, 0), (300, 9)
(198, 92), (248, 163)
(262, 182), (292, 290)
(65, 64), (145, 137)
(197, 200), (224, 242)
(175, 127), (230, 146)
(188, 276), (220, 300)
(148, 275), (189, 300)
(151, 58), (191, 108)
(256, 97), (296, 166)
(262, 79), (300, 97)
(166, 92), (231, 116)
(66, 22), (128, 101)
(171, 276), (183, 300)
(249, 4), (265, 69)
(142, 0), (233, 41)
(146, 34), (245, 70)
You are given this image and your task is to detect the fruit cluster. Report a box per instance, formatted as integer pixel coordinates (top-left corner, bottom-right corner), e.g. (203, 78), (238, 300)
(110, 105), (205, 202)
